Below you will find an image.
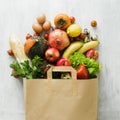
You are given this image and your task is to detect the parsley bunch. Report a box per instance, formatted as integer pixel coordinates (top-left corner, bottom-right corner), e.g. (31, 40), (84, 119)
(10, 56), (45, 79)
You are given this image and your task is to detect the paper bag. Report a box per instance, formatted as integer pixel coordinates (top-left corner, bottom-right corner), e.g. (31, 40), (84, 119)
(23, 66), (98, 120)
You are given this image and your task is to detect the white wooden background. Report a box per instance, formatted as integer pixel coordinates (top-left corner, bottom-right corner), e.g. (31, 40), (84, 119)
(0, 0), (120, 120)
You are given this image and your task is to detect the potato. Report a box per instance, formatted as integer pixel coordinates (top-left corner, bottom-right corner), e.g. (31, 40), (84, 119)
(43, 21), (51, 31)
(37, 13), (46, 24)
(32, 23), (43, 34)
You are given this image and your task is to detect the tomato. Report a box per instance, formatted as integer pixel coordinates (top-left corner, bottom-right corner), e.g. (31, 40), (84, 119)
(26, 34), (32, 39)
(33, 33), (39, 37)
(7, 49), (14, 56)
(44, 33), (49, 39)
(75, 37), (81, 41)
(70, 16), (75, 24)
(77, 65), (88, 79)
(80, 33), (86, 39)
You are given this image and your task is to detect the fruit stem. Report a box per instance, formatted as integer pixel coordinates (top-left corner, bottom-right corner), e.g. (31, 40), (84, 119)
(56, 39), (60, 44)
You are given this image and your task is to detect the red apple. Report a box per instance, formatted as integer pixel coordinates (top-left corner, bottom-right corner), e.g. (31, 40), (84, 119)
(85, 49), (99, 60)
(56, 58), (71, 66)
(45, 48), (60, 62)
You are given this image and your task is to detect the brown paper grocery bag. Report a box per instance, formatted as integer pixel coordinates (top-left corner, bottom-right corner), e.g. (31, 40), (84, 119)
(23, 66), (98, 120)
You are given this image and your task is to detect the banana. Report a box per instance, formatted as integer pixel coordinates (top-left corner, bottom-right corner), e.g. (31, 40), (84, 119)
(77, 40), (99, 53)
(62, 41), (83, 59)
(9, 34), (29, 63)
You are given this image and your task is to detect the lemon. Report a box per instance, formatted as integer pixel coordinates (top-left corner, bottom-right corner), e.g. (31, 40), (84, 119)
(67, 24), (82, 37)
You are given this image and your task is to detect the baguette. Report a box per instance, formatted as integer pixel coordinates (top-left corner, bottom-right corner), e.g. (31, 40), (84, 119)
(9, 34), (29, 63)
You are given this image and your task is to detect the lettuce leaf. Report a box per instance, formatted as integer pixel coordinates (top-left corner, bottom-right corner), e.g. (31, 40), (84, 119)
(69, 52), (100, 78)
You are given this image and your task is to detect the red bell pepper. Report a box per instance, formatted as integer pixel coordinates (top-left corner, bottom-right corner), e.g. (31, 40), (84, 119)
(77, 64), (88, 79)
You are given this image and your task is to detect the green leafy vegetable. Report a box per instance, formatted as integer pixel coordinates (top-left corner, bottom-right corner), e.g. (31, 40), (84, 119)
(61, 72), (71, 79)
(69, 52), (100, 78)
(10, 56), (46, 79)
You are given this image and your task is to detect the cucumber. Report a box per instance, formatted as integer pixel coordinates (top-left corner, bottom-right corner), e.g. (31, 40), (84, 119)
(9, 34), (29, 62)
(77, 41), (99, 53)
(62, 41), (83, 59)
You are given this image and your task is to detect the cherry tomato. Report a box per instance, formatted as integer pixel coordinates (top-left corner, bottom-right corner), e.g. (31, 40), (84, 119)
(7, 49), (14, 56)
(75, 37), (81, 41)
(26, 34), (32, 39)
(80, 33), (86, 39)
(33, 33), (39, 37)
(44, 33), (49, 39)
(70, 16), (75, 23)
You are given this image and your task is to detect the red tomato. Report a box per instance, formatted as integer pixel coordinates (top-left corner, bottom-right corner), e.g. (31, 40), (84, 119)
(70, 16), (75, 23)
(7, 49), (14, 56)
(26, 34), (32, 39)
(80, 33), (86, 39)
(44, 33), (49, 39)
(77, 65), (88, 79)
(33, 33), (39, 37)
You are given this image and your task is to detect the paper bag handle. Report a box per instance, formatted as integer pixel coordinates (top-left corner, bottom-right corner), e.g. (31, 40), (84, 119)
(47, 66), (77, 96)
(47, 66), (77, 80)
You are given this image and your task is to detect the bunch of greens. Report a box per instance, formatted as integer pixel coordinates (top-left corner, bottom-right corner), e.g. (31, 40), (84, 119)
(69, 52), (100, 78)
(10, 56), (47, 79)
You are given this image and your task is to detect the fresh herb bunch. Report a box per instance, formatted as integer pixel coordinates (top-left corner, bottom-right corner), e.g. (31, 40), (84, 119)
(10, 56), (46, 79)
(69, 52), (100, 78)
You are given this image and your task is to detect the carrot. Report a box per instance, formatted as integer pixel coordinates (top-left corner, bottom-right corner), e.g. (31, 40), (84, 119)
(24, 39), (36, 54)
(54, 13), (71, 29)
